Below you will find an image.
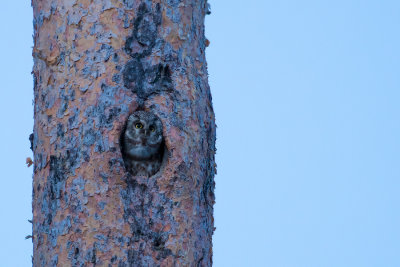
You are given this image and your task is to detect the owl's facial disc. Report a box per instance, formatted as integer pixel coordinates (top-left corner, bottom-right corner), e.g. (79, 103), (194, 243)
(124, 116), (163, 160)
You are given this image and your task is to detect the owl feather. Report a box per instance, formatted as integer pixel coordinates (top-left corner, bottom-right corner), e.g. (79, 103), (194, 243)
(122, 111), (164, 176)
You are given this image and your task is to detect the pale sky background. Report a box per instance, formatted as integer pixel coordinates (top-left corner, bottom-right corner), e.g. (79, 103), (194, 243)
(1, 1), (400, 266)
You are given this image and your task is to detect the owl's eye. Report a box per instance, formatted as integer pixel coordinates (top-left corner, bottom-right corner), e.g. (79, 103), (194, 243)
(135, 123), (143, 129)
(149, 126), (155, 132)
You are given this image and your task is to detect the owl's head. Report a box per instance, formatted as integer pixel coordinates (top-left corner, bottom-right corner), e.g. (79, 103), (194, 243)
(123, 111), (163, 160)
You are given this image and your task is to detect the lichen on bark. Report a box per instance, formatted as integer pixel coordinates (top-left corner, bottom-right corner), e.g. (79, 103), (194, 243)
(32, 0), (215, 266)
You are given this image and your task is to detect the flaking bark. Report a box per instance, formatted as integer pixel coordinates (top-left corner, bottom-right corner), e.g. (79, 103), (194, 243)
(31, 0), (215, 265)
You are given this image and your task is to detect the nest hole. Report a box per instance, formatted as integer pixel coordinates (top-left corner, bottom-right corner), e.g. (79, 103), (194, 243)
(120, 111), (167, 177)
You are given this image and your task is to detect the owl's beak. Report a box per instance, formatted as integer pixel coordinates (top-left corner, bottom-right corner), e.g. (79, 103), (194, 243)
(141, 138), (147, 146)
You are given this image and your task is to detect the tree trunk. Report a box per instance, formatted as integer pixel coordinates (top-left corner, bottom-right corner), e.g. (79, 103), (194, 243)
(31, 0), (215, 266)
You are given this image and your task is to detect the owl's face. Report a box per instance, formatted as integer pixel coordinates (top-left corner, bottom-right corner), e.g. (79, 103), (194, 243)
(124, 111), (163, 160)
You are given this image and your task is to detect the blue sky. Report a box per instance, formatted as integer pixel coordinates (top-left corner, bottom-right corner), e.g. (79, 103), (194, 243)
(1, 1), (400, 266)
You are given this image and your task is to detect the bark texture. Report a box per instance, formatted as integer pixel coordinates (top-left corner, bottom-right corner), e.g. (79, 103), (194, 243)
(31, 0), (215, 265)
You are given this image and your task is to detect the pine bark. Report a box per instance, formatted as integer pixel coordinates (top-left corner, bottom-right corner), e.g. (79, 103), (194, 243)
(31, 0), (215, 266)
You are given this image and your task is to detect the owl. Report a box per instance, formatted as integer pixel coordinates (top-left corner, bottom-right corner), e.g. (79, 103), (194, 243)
(122, 111), (164, 176)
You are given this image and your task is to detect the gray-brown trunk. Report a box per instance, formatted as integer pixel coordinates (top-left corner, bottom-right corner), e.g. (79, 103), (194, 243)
(31, 0), (215, 265)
